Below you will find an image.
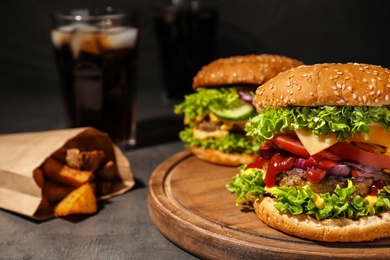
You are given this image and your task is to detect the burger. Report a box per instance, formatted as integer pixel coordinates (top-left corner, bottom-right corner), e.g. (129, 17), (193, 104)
(174, 54), (303, 166)
(226, 62), (390, 242)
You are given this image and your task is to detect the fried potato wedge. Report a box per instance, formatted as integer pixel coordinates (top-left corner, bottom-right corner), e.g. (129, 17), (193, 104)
(66, 148), (105, 171)
(42, 157), (93, 187)
(65, 148), (80, 169)
(94, 160), (117, 181)
(38, 196), (50, 210)
(93, 181), (112, 196)
(54, 183), (97, 216)
(33, 167), (44, 188)
(42, 181), (75, 203)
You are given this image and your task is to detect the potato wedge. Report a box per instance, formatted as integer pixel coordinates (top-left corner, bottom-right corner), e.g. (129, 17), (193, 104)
(66, 148), (105, 171)
(94, 160), (117, 181)
(42, 157), (93, 187)
(54, 183), (97, 216)
(42, 181), (75, 203)
(93, 181), (112, 196)
(33, 167), (44, 188)
(38, 196), (50, 209)
(65, 148), (80, 169)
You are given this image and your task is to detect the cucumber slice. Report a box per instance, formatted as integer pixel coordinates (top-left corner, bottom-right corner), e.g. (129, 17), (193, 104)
(209, 102), (255, 121)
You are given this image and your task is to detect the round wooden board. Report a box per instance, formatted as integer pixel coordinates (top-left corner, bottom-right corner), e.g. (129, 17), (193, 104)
(148, 150), (390, 259)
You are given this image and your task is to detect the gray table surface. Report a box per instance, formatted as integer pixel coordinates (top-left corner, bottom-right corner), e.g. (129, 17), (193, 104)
(0, 86), (199, 259)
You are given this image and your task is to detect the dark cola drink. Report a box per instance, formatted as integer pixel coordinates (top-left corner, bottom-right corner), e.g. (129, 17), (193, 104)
(153, 1), (218, 104)
(51, 15), (138, 147)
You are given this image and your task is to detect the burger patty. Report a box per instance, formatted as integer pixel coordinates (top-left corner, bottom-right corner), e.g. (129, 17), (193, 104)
(277, 168), (374, 198)
(197, 118), (245, 133)
(197, 120), (220, 132)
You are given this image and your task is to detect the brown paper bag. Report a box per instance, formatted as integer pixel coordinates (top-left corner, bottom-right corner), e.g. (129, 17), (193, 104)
(0, 127), (135, 220)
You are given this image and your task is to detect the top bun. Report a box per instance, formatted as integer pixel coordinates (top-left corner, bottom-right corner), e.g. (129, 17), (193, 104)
(253, 63), (390, 111)
(192, 54), (303, 89)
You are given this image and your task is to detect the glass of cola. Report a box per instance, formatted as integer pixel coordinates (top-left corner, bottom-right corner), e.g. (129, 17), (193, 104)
(50, 7), (139, 149)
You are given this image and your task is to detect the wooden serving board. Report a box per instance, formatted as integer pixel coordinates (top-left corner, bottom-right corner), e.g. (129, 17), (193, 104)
(148, 150), (390, 259)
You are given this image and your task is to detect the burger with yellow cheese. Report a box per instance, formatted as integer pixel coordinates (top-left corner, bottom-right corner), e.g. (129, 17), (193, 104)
(227, 62), (390, 242)
(174, 54), (303, 166)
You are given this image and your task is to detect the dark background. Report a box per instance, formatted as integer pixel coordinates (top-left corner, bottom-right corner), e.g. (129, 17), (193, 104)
(0, 0), (389, 137)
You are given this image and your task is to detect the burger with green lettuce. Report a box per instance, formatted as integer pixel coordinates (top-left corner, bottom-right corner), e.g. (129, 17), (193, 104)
(174, 54), (303, 166)
(227, 62), (390, 242)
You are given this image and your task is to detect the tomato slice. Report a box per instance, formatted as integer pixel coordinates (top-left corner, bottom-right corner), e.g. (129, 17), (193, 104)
(329, 142), (390, 170)
(272, 135), (341, 161)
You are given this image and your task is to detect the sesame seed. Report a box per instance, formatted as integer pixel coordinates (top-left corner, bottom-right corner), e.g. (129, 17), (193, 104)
(353, 94), (357, 99)
(377, 90), (381, 95)
(375, 98), (379, 103)
(370, 91), (375, 95)
(336, 71), (343, 75)
(303, 74), (308, 77)
(334, 91), (339, 96)
(347, 86), (352, 92)
(363, 78), (368, 83)
(369, 85), (374, 90)
(310, 92), (314, 96)
(386, 95), (389, 101)
(363, 95), (367, 102)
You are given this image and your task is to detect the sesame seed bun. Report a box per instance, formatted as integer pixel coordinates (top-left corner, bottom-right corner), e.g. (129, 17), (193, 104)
(192, 54), (303, 89)
(189, 146), (258, 167)
(254, 197), (390, 242)
(253, 63), (390, 111)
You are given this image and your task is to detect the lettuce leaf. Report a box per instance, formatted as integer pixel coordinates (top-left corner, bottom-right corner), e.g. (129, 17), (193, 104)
(179, 127), (260, 154)
(174, 88), (251, 124)
(226, 167), (390, 220)
(226, 166), (266, 205)
(245, 106), (390, 146)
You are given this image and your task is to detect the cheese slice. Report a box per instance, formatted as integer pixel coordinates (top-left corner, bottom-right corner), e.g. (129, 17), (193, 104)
(295, 123), (390, 156)
(349, 122), (390, 156)
(295, 129), (338, 155)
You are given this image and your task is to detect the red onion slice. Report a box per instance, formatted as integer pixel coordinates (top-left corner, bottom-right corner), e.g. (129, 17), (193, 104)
(328, 164), (351, 177)
(238, 90), (253, 104)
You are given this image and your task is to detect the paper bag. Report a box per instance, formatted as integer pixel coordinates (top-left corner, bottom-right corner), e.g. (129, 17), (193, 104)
(0, 127), (135, 220)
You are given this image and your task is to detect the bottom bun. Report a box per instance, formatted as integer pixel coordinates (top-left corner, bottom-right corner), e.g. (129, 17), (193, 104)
(254, 197), (390, 242)
(189, 146), (257, 167)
